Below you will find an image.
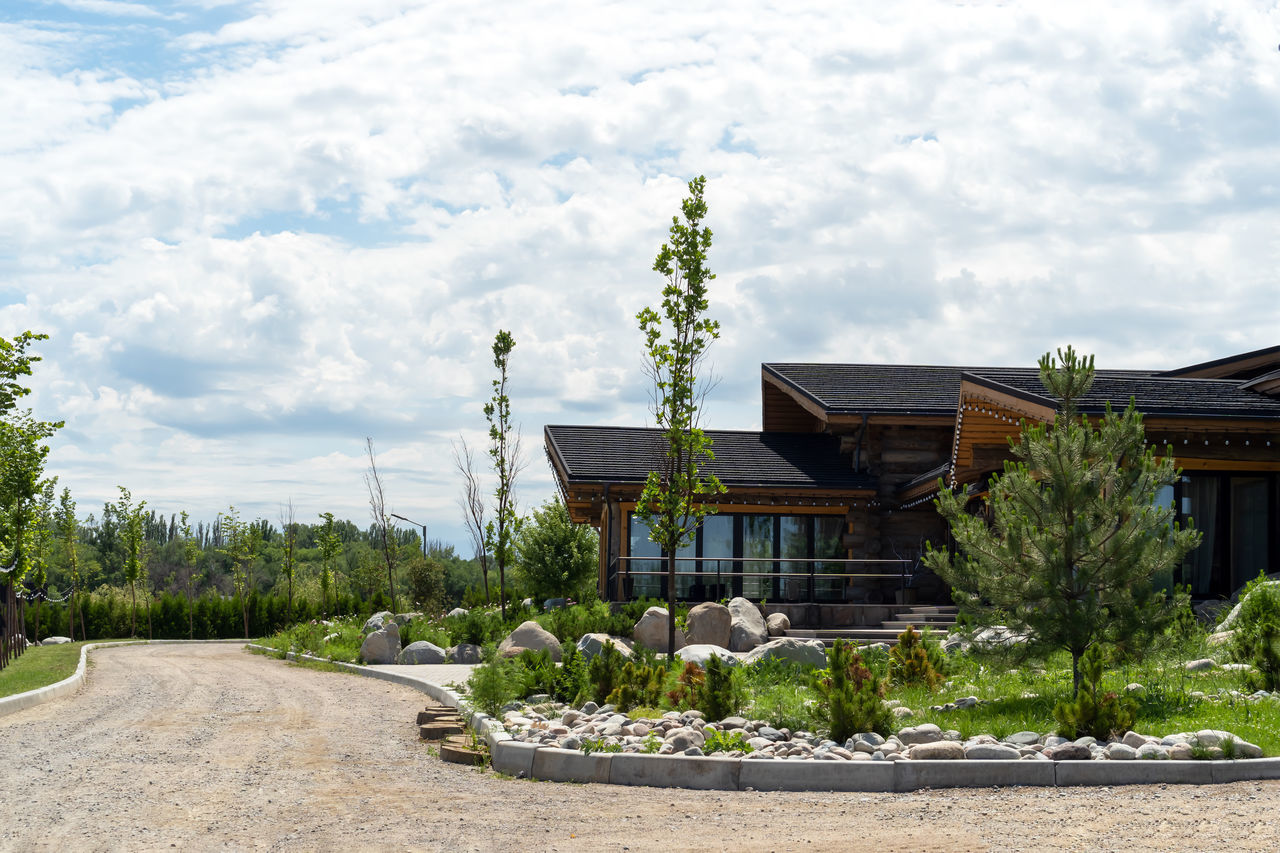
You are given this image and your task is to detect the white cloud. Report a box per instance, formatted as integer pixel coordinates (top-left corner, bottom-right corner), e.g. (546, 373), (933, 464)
(4, 0), (1278, 545)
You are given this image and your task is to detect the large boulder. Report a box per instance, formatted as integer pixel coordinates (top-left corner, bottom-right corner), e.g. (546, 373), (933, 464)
(1216, 579), (1280, 631)
(684, 602), (732, 648)
(675, 644), (740, 668)
(632, 607), (686, 653)
(576, 633), (633, 661)
(727, 597), (768, 652)
(397, 641), (446, 665)
(766, 612), (790, 637)
(41, 636), (72, 645)
(392, 612), (422, 626)
(741, 637), (826, 668)
(359, 621), (400, 664)
(446, 607), (469, 618)
(362, 611), (394, 634)
(499, 620), (562, 661)
(447, 643), (484, 664)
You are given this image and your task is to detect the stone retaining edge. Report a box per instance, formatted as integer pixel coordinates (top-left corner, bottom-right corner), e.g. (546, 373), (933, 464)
(241, 646), (1280, 792)
(0, 638), (248, 719)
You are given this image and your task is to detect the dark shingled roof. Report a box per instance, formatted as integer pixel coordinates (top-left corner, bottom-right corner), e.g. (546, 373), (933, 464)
(965, 369), (1280, 420)
(545, 425), (875, 491)
(765, 363), (1280, 420)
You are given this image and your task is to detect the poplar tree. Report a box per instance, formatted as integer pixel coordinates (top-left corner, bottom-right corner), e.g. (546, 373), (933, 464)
(635, 175), (726, 655)
(55, 488), (82, 641)
(117, 487), (148, 638)
(318, 511), (343, 617)
(923, 346), (1201, 694)
(484, 330), (523, 619)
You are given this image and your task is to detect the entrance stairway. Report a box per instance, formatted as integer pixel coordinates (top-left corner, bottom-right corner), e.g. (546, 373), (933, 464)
(788, 605), (958, 646)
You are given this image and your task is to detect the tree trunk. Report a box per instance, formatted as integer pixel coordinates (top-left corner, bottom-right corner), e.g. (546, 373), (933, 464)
(34, 599), (41, 644)
(1072, 650), (1082, 697)
(187, 588), (194, 640)
(129, 582), (136, 638)
(79, 598), (87, 643)
(666, 551), (677, 656)
(68, 592), (75, 643)
(242, 596), (249, 640)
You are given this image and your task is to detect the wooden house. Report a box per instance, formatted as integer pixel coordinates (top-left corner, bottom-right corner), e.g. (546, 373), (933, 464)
(545, 345), (1280, 629)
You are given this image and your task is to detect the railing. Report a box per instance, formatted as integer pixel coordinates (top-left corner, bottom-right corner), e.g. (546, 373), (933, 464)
(611, 555), (916, 605)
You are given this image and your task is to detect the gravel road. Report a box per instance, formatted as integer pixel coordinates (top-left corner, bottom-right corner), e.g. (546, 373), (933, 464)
(2, 644), (1278, 853)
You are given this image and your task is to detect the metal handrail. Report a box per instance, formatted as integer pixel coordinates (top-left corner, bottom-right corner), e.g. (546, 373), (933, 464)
(612, 555), (915, 603)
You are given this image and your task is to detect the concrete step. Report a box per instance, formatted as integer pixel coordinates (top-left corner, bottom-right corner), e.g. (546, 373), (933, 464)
(904, 605), (958, 614)
(891, 612), (955, 623)
(880, 620), (955, 632)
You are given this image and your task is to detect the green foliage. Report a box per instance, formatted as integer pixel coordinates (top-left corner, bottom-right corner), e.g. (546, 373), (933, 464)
(579, 737), (624, 755)
(444, 606), (512, 646)
(665, 660), (703, 710)
(467, 644), (518, 717)
(634, 176), (727, 656)
(924, 346), (1200, 695)
(813, 640), (892, 741)
(536, 598), (632, 644)
(607, 658), (668, 712)
(702, 728), (754, 755)
(1052, 645), (1138, 739)
(406, 552), (447, 613)
(483, 329), (522, 618)
(585, 641), (626, 705)
(515, 496), (599, 604)
(116, 487), (148, 638)
(889, 625), (947, 690)
(1229, 573), (1280, 692)
(740, 658), (821, 733)
(698, 654), (745, 721)
(317, 511), (343, 616)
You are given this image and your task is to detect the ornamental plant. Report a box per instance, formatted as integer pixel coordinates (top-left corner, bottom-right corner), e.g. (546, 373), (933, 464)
(813, 639), (891, 741)
(889, 625), (947, 690)
(1052, 644), (1137, 740)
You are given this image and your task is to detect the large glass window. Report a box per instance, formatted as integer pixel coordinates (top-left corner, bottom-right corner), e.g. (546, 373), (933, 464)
(699, 515), (734, 600)
(1180, 475), (1218, 596)
(628, 515), (661, 599)
(741, 516), (774, 600)
(780, 516), (808, 602)
(1231, 477), (1269, 592)
(814, 516), (846, 601)
(627, 510), (850, 602)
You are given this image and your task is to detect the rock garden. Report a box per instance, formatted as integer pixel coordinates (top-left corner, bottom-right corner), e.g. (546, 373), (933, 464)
(258, 578), (1280, 778)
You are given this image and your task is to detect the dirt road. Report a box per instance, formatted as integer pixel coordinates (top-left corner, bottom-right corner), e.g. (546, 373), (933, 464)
(2, 644), (1277, 852)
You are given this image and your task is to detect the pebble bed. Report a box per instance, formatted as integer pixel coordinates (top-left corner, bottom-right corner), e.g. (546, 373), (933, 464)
(500, 699), (1267, 762)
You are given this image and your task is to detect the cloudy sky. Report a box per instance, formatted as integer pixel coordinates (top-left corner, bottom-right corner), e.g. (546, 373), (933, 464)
(3, 0), (1278, 549)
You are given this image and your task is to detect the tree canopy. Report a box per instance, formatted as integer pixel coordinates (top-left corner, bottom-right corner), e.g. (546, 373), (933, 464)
(923, 346), (1200, 693)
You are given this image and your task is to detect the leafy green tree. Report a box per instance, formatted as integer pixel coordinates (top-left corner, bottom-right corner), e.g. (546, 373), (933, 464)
(55, 487), (84, 641)
(635, 176), (726, 654)
(179, 511), (202, 639)
(515, 496), (599, 604)
(117, 487), (149, 638)
(484, 329), (524, 618)
(219, 507), (258, 639)
(405, 552), (446, 613)
(26, 482), (57, 642)
(317, 512), (343, 616)
(0, 332), (62, 594)
(279, 498), (297, 617)
(923, 347), (1201, 694)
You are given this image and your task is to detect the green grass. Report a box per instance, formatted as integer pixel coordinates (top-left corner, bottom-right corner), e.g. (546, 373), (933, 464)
(0, 642), (96, 698)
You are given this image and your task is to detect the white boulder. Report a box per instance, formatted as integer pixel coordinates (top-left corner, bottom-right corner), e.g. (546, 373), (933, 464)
(359, 622), (400, 664)
(499, 620), (563, 661)
(632, 607), (686, 653)
(675, 644), (741, 668)
(727, 597), (768, 652)
(397, 641), (447, 664)
(741, 637), (826, 668)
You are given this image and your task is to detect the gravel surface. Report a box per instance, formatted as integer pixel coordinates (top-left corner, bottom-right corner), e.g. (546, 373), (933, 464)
(3, 643), (1279, 852)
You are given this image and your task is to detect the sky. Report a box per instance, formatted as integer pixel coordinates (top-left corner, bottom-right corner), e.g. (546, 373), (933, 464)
(3, 0), (1279, 551)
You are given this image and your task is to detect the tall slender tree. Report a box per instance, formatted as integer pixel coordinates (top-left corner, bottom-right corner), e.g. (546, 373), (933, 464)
(279, 498), (297, 617)
(116, 487), (148, 638)
(219, 506), (256, 639)
(318, 511), (342, 617)
(452, 438), (491, 604)
(635, 175), (725, 655)
(483, 330), (525, 618)
(364, 438), (399, 612)
(179, 511), (202, 639)
(55, 487), (82, 642)
(923, 347), (1202, 694)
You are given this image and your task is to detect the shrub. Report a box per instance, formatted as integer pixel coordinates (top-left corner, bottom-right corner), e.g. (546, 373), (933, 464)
(889, 625), (946, 690)
(1052, 645), (1137, 740)
(467, 644), (518, 716)
(665, 661), (704, 710)
(697, 654), (744, 721)
(607, 659), (667, 712)
(702, 728), (754, 755)
(585, 641), (626, 705)
(537, 599), (632, 644)
(514, 649), (560, 699)
(514, 496), (599, 603)
(1229, 572), (1280, 692)
(813, 639), (891, 741)
(406, 554), (446, 614)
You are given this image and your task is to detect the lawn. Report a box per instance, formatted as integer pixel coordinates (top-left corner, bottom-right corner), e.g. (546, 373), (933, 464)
(0, 642), (90, 698)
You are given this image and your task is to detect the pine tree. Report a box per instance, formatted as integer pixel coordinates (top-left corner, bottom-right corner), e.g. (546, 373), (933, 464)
(923, 346), (1201, 695)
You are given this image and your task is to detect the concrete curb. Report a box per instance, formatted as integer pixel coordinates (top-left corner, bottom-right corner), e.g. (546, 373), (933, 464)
(242, 646), (1280, 791)
(0, 638), (248, 719)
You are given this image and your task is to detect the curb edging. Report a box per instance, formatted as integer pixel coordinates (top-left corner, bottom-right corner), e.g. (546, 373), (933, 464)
(0, 638), (248, 719)
(252, 646), (1280, 791)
